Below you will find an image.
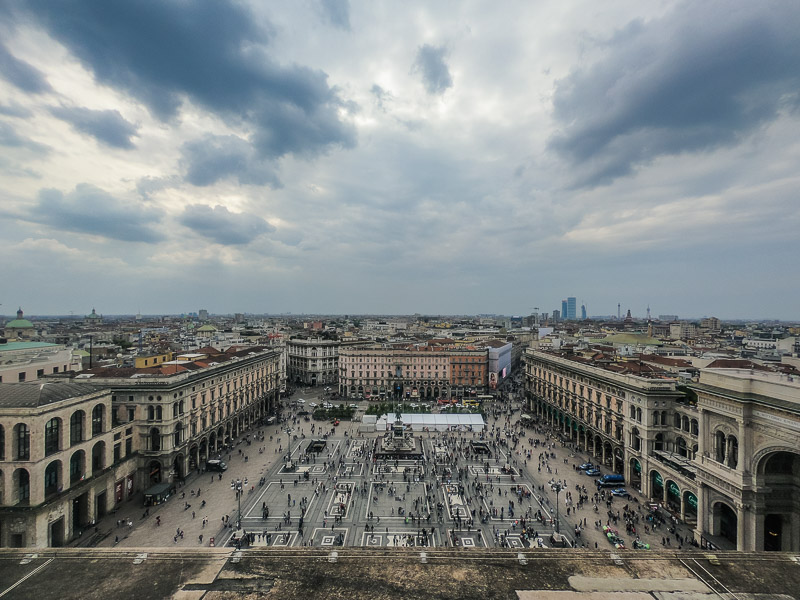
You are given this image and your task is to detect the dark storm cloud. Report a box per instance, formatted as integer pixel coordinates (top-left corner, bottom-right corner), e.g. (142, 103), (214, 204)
(178, 204), (274, 245)
(21, 0), (355, 157)
(549, 2), (800, 187)
(0, 40), (51, 93)
(181, 135), (282, 188)
(412, 44), (453, 95)
(318, 0), (350, 30)
(49, 105), (138, 149)
(29, 183), (163, 242)
(0, 121), (49, 153)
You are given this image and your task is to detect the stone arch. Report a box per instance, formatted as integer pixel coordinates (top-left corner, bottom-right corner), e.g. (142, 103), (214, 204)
(91, 440), (106, 472)
(13, 468), (30, 505)
(755, 449), (800, 551)
(684, 490), (698, 524)
(173, 453), (185, 481)
(44, 417), (62, 456)
(711, 499), (737, 546)
(69, 449), (86, 484)
(665, 479), (681, 512)
(149, 428), (161, 452)
(91, 403), (106, 435)
(44, 460), (62, 498)
(69, 410), (85, 446)
(650, 469), (664, 501)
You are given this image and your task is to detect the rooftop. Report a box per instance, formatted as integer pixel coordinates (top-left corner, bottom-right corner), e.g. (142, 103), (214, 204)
(0, 341), (60, 353)
(0, 382), (107, 409)
(0, 548), (797, 600)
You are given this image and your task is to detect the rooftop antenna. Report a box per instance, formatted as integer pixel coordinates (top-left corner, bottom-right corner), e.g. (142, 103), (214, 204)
(618, 303), (621, 320)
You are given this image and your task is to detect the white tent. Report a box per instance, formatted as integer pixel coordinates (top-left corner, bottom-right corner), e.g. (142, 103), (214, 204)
(382, 413), (484, 432)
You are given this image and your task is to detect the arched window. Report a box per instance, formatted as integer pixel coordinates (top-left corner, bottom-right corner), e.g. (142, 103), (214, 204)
(727, 435), (739, 469)
(150, 428), (161, 451)
(174, 423), (183, 447)
(179, 400), (185, 414)
(636, 407), (642, 423)
(682, 415), (690, 432)
(173, 403), (179, 418)
(715, 431), (726, 463)
(44, 461), (60, 497)
(70, 411), (84, 446)
(676, 437), (688, 458)
(652, 412), (660, 426)
(92, 404), (104, 435)
(91, 441), (106, 472)
(148, 406), (155, 420)
(15, 424), (30, 460)
(70, 451), (85, 483)
(674, 413), (681, 428)
(45, 418), (61, 456)
(15, 469), (30, 504)
(654, 433), (664, 451)
(691, 419), (698, 436)
(0, 424), (4, 460)
(631, 427), (641, 452)
(156, 406), (163, 421)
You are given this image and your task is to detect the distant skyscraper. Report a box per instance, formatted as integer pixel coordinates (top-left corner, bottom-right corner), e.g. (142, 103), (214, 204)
(552, 309), (560, 322)
(566, 297), (577, 320)
(561, 299), (568, 319)
(580, 304), (587, 320)
(199, 309), (208, 321)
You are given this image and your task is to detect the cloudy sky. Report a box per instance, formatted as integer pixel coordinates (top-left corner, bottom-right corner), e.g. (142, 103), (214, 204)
(1, 1), (798, 320)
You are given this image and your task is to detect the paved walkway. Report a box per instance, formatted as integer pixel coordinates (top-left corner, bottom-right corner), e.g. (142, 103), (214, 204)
(72, 387), (700, 553)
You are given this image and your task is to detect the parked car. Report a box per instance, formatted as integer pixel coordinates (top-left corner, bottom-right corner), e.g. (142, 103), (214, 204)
(585, 468), (602, 477)
(309, 402), (318, 408)
(349, 404), (358, 409)
(578, 462), (594, 471)
(610, 488), (631, 498)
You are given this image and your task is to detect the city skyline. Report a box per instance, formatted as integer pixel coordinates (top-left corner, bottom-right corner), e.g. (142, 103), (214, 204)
(1, 2), (799, 319)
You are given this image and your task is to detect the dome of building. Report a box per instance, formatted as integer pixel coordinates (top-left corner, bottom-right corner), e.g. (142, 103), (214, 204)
(5, 307), (34, 329)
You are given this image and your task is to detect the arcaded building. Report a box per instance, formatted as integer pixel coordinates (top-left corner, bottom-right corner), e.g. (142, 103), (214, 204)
(0, 383), (138, 547)
(72, 346), (281, 490)
(690, 368), (800, 552)
(523, 348), (800, 551)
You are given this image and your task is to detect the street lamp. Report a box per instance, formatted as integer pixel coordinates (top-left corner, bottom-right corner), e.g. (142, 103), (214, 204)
(551, 481), (564, 533)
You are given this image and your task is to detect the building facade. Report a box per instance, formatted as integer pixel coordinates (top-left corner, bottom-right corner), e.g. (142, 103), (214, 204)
(524, 349), (683, 486)
(0, 383), (138, 548)
(448, 348), (489, 398)
(287, 339), (367, 386)
(690, 368), (800, 552)
(524, 349), (800, 551)
(339, 345), (454, 399)
(71, 346), (281, 491)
